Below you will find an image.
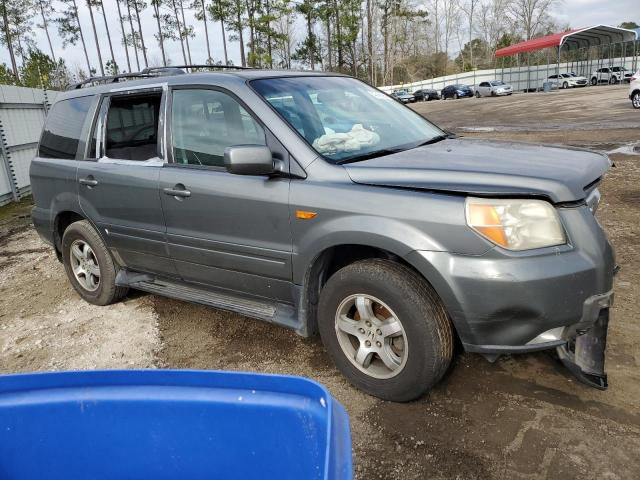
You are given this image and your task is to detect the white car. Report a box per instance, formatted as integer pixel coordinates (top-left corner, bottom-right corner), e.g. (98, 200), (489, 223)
(629, 70), (640, 109)
(546, 73), (588, 89)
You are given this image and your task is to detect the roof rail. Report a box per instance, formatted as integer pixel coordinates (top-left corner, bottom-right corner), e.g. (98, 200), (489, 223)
(145, 64), (253, 72)
(67, 64), (253, 90)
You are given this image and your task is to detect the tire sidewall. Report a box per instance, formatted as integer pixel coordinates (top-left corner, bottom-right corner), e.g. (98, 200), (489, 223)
(62, 221), (118, 305)
(318, 262), (447, 401)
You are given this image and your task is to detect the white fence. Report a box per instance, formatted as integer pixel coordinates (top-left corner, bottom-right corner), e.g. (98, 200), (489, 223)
(378, 55), (639, 94)
(0, 85), (58, 206)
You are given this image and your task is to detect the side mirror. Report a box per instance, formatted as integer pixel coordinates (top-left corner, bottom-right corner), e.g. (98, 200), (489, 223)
(224, 145), (275, 176)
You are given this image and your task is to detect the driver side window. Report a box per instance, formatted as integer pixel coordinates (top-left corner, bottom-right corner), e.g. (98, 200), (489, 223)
(171, 89), (266, 168)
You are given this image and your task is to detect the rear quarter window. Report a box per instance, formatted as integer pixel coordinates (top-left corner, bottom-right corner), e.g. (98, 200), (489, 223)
(39, 96), (94, 159)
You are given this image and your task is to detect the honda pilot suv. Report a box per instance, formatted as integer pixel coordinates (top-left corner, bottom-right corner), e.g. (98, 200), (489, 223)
(30, 67), (615, 401)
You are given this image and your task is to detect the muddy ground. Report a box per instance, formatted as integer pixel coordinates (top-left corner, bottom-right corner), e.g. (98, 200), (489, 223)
(1, 85), (639, 479)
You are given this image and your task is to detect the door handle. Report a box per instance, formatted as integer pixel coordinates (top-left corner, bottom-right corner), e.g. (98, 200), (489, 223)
(163, 186), (191, 198)
(79, 177), (98, 187)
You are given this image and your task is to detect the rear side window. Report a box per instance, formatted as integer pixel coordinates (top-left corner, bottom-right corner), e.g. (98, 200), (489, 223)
(39, 96), (93, 159)
(105, 94), (162, 161)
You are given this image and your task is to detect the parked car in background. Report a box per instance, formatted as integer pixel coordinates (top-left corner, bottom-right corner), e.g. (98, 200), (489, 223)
(591, 67), (632, 85)
(390, 89), (416, 103)
(629, 70), (640, 109)
(475, 80), (513, 97)
(413, 88), (440, 101)
(611, 67), (634, 83)
(559, 73), (588, 88)
(441, 84), (474, 99)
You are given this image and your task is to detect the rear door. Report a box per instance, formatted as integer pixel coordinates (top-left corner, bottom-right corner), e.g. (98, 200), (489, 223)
(78, 86), (177, 277)
(159, 86), (293, 302)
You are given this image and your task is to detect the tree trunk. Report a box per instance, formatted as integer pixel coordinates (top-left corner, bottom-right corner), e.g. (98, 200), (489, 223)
(237, 9), (246, 67)
(72, 0), (92, 74)
(171, 0), (188, 64)
(334, 0), (342, 70)
(1, 1), (19, 79)
(100, 1), (117, 72)
(200, 0), (212, 62)
(39, 1), (56, 62)
(306, 14), (314, 70)
(127, 1), (141, 70)
(179, 1), (192, 64)
(153, 2), (167, 66)
(367, 0), (373, 83)
(133, 1), (148, 67)
(220, 17), (228, 64)
(265, 0), (272, 68)
(326, 21), (332, 70)
(116, 0), (132, 72)
(86, 1), (105, 76)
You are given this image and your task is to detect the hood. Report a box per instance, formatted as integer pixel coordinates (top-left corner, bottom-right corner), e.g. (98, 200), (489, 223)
(344, 138), (610, 203)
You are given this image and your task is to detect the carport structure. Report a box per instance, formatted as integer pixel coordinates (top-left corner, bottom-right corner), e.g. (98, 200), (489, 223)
(494, 25), (639, 91)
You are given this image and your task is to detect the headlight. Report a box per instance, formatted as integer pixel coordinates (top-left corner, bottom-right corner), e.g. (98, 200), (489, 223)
(465, 197), (566, 250)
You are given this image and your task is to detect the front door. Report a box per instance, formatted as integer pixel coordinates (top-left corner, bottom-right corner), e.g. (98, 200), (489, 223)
(78, 88), (176, 277)
(159, 87), (293, 302)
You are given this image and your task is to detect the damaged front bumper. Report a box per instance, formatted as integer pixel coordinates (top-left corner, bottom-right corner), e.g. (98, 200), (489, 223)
(556, 291), (613, 390)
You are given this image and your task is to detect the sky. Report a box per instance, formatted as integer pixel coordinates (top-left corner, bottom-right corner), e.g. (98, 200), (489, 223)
(0, 1), (638, 76)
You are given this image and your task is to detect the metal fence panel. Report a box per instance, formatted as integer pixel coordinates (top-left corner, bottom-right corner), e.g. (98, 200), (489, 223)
(0, 85), (57, 206)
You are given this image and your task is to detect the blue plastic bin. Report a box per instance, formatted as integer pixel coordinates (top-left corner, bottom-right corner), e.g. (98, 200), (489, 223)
(0, 370), (352, 480)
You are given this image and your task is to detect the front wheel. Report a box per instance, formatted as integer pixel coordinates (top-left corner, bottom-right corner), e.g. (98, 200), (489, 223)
(562, 81), (569, 89)
(318, 260), (453, 402)
(62, 220), (128, 305)
(453, 93), (458, 99)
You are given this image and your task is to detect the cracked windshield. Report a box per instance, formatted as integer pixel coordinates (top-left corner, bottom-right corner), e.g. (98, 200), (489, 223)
(251, 76), (444, 163)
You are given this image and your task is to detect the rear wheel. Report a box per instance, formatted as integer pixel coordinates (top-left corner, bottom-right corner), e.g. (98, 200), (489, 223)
(453, 93), (458, 99)
(609, 76), (618, 85)
(591, 77), (598, 86)
(318, 259), (453, 402)
(62, 220), (128, 305)
(475, 91), (480, 98)
(632, 91), (640, 109)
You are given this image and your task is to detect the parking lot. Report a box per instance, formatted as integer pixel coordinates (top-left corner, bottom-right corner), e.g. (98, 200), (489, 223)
(1, 85), (639, 479)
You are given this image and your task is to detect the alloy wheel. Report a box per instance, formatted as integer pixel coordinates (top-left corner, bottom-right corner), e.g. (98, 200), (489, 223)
(69, 240), (101, 292)
(633, 93), (640, 109)
(334, 294), (408, 379)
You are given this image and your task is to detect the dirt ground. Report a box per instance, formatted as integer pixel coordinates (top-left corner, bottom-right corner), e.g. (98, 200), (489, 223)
(1, 85), (639, 479)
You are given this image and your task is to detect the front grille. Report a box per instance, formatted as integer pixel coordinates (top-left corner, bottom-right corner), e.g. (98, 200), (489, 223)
(577, 80), (587, 84)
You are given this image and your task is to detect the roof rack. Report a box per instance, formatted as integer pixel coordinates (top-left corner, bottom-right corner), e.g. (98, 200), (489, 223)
(67, 64), (252, 90)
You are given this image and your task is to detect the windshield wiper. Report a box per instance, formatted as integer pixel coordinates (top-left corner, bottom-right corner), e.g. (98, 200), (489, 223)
(337, 148), (404, 165)
(414, 133), (452, 147)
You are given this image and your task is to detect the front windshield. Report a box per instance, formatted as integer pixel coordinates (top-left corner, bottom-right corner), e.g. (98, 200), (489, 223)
(251, 76), (444, 163)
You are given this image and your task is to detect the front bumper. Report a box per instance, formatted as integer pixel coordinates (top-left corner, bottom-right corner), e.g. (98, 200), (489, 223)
(405, 204), (616, 389)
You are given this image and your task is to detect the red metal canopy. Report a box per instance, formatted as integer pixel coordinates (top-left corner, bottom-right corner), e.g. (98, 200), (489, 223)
(495, 25), (638, 58)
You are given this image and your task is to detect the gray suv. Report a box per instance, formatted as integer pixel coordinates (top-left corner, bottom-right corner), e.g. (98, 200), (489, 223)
(30, 68), (615, 401)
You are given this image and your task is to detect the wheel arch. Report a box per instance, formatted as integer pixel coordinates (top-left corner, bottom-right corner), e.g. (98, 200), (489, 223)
(297, 242), (459, 342)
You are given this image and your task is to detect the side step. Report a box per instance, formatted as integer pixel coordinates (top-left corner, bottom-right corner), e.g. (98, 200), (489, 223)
(116, 270), (302, 332)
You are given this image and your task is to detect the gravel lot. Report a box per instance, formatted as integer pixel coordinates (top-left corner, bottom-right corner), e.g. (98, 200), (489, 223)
(1, 85), (639, 479)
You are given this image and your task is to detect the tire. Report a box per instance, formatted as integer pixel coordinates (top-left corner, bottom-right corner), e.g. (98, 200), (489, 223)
(632, 91), (640, 109)
(318, 259), (453, 402)
(453, 93), (458, 100)
(591, 77), (598, 86)
(475, 91), (480, 98)
(62, 220), (128, 306)
(562, 81), (569, 89)
(610, 76), (618, 85)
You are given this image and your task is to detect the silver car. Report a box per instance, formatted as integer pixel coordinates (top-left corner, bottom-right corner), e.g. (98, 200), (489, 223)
(475, 80), (513, 97)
